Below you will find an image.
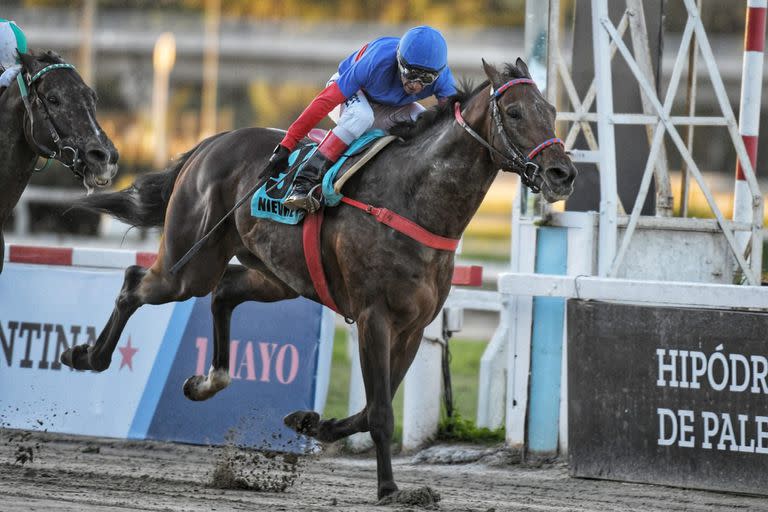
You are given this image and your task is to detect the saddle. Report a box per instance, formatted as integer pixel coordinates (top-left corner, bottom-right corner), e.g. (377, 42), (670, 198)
(250, 129), (398, 224)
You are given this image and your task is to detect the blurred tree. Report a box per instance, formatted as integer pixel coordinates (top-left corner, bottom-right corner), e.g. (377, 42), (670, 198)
(24, 0), (527, 27)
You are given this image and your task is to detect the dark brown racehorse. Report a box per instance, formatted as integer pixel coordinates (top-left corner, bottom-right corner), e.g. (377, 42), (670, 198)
(63, 59), (576, 499)
(0, 51), (118, 271)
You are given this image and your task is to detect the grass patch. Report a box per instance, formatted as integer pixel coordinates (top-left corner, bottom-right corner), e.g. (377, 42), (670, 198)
(324, 330), (498, 445)
(437, 412), (505, 444)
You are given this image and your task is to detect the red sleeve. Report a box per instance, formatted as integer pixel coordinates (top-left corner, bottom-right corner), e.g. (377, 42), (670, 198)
(279, 82), (347, 150)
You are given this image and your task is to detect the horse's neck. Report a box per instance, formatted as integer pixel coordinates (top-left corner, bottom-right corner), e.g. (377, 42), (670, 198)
(402, 116), (498, 239)
(0, 91), (37, 222)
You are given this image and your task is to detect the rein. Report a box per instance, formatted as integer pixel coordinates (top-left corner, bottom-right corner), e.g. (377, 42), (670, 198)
(454, 77), (564, 193)
(16, 62), (82, 175)
(340, 197), (460, 251)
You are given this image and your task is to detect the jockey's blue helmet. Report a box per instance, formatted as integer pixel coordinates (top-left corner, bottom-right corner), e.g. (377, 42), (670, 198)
(397, 25), (448, 72)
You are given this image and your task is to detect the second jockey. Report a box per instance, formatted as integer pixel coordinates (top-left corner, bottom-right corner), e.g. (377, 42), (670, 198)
(262, 25), (457, 212)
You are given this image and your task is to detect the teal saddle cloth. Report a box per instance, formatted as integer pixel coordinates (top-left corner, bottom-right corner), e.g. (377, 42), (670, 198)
(250, 130), (387, 225)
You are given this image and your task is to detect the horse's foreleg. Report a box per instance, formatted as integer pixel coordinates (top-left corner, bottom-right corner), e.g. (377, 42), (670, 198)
(357, 306), (397, 499)
(61, 251), (222, 371)
(183, 263), (297, 401)
(61, 264), (148, 371)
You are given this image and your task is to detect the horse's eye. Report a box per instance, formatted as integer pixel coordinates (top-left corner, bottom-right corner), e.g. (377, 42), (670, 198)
(505, 107), (521, 120)
(47, 95), (60, 105)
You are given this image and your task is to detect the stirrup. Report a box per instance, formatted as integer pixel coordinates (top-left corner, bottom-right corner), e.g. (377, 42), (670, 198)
(284, 184), (322, 213)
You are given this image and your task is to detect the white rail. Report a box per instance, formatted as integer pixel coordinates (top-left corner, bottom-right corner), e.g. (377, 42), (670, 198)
(499, 273), (768, 309)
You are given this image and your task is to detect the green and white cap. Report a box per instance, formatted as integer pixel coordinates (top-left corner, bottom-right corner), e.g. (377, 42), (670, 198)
(0, 18), (27, 67)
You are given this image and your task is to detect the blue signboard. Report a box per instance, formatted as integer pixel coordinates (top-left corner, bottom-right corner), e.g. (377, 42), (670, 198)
(0, 264), (334, 453)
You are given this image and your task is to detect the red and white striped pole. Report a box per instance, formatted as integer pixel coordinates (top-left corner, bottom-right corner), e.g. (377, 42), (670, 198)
(734, 0), (766, 241)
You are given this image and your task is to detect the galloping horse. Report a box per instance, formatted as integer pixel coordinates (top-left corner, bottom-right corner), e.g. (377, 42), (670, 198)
(0, 50), (118, 272)
(63, 59), (576, 499)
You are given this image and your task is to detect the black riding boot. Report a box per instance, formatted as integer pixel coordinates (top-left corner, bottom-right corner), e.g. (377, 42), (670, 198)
(284, 151), (334, 212)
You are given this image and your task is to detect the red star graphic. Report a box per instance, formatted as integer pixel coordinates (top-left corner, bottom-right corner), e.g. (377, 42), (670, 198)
(118, 336), (139, 371)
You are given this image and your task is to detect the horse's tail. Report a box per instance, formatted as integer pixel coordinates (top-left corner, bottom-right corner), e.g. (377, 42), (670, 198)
(72, 144), (200, 228)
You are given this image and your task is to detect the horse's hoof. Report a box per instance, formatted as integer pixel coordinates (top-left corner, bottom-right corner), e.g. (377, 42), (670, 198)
(376, 482), (400, 502)
(60, 344), (92, 371)
(183, 375), (207, 401)
(377, 486), (440, 507)
(283, 410), (320, 437)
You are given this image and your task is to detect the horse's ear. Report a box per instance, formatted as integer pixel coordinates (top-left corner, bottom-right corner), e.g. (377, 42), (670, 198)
(17, 51), (35, 73)
(482, 58), (503, 88)
(515, 58), (531, 78)
(42, 50), (63, 63)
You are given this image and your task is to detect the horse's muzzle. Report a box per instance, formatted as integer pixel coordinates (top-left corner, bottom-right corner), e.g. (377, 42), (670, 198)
(541, 163), (578, 202)
(83, 140), (119, 188)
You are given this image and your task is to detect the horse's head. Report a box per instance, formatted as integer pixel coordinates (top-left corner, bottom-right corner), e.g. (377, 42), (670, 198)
(479, 58), (577, 202)
(17, 51), (118, 190)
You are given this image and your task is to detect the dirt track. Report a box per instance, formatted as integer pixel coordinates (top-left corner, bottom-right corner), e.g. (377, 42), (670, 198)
(1, 430), (766, 512)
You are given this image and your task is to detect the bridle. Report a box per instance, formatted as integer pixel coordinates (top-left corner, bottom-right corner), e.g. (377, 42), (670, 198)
(454, 78), (564, 193)
(16, 62), (83, 175)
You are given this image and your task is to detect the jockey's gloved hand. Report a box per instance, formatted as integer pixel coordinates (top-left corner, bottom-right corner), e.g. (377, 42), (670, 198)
(261, 144), (290, 178)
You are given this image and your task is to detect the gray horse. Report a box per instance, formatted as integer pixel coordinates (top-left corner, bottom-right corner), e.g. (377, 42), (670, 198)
(64, 59), (576, 500)
(0, 50), (118, 271)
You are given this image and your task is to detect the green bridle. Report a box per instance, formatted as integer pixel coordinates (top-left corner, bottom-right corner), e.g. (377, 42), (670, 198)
(16, 62), (79, 172)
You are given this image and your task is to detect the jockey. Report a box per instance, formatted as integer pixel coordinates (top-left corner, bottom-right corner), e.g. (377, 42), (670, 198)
(0, 18), (27, 91)
(263, 25), (457, 212)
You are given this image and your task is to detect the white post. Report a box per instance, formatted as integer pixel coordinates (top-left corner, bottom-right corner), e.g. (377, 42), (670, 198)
(476, 320), (508, 429)
(402, 335), (444, 451)
(152, 33), (176, 169)
(591, 0), (619, 276)
(345, 326), (373, 451)
(78, 0), (96, 86)
(505, 221), (538, 449)
(734, 0), (766, 250)
(200, 0), (221, 139)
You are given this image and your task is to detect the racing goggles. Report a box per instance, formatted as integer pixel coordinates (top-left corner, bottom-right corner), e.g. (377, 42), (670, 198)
(397, 55), (440, 85)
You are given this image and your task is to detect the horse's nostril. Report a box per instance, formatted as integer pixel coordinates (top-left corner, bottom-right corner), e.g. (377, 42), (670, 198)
(86, 148), (109, 164)
(548, 165), (573, 184)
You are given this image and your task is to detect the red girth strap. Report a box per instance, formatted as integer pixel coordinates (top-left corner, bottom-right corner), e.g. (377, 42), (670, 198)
(302, 197), (460, 313)
(340, 197), (460, 251)
(302, 209), (341, 313)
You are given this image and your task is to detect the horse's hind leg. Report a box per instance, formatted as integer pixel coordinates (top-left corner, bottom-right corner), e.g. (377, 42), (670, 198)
(283, 327), (425, 444)
(183, 263), (297, 401)
(284, 407), (369, 443)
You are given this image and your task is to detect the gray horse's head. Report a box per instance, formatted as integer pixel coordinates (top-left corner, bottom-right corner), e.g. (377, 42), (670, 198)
(18, 51), (118, 190)
(482, 59), (577, 202)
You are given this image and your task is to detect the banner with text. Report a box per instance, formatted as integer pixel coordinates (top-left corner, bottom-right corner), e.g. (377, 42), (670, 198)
(0, 264), (332, 452)
(568, 300), (768, 495)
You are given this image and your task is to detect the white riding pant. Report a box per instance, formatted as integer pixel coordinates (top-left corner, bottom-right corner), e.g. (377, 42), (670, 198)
(326, 72), (425, 145)
(0, 64), (21, 88)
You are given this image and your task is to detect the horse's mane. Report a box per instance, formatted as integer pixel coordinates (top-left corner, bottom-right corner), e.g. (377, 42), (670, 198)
(390, 62), (528, 141)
